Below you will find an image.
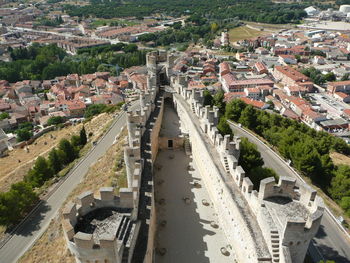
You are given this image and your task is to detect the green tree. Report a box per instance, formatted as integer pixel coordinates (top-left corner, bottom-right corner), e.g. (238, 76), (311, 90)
(210, 22), (219, 33)
(290, 140), (322, 182)
(47, 116), (64, 126)
(203, 90), (214, 106)
(16, 129), (33, 142)
(249, 166), (278, 190)
(217, 116), (233, 138)
(0, 112), (9, 120)
(70, 135), (81, 148)
(239, 105), (257, 130)
(225, 99), (246, 122)
(84, 104), (107, 118)
(80, 126), (87, 145)
(213, 90), (225, 115)
(58, 139), (77, 164)
(25, 156), (54, 187)
(329, 165), (350, 201)
(340, 197), (350, 217)
(239, 138), (264, 173)
(123, 44), (138, 53)
(0, 182), (38, 226)
(48, 148), (62, 174)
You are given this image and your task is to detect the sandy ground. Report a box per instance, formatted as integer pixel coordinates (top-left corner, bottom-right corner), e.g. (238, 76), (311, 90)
(18, 129), (127, 263)
(155, 101), (235, 262)
(299, 21), (350, 31)
(0, 112), (114, 192)
(154, 149), (235, 263)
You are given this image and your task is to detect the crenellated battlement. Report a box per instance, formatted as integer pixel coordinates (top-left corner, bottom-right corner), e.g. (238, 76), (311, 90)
(171, 75), (324, 263)
(62, 187), (140, 263)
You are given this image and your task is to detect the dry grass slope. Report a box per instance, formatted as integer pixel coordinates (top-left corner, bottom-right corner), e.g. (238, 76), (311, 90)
(0, 113), (114, 193)
(330, 151), (350, 166)
(18, 128), (127, 263)
(229, 26), (268, 43)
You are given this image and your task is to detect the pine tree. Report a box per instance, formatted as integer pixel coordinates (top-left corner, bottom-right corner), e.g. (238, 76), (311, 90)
(48, 148), (62, 174)
(59, 139), (77, 164)
(26, 157), (54, 187)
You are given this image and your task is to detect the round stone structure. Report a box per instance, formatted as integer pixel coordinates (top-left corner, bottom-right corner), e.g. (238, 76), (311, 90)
(62, 187), (140, 263)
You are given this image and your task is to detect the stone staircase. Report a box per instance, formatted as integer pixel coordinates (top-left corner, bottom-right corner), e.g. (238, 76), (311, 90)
(184, 138), (191, 156)
(270, 230), (280, 263)
(223, 156), (230, 173)
(191, 102), (195, 114)
(117, 215), (134, 263)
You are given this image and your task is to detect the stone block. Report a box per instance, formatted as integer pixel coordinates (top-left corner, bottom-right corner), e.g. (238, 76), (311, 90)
(100, 187), (114, 201)
(73, 232), (93, 249)
(78, 191), (94, 207)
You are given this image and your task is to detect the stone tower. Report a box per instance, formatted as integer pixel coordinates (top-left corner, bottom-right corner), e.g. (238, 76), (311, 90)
(62, 188), (140, 263)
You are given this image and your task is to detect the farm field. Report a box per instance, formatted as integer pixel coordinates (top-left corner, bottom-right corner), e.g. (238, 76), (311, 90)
(228, 25), (269, 43)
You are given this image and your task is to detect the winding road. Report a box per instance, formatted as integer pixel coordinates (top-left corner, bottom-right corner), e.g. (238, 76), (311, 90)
(0, 103), (138, 263)
(229, 121), (350, 263)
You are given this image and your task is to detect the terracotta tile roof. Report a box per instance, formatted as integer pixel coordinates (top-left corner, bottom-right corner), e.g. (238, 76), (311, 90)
(240, 97), (265, 109)
(275, 66), (310, 82)
(188, 81), (206, 90)
(224, 92), (246, 102)
(222, 73), (236, 85)
(328, 80), (350, 87)
(335, 92), (349, 99)
(254, 62), (267, 72)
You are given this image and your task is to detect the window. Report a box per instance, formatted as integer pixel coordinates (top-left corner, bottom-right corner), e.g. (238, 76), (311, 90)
(168, 140), (173, 148)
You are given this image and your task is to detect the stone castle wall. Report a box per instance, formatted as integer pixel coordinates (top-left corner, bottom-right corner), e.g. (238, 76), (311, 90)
(170, 73), (324, 263)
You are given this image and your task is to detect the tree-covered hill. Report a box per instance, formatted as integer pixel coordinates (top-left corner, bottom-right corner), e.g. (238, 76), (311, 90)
(0, 43), (147, 82)
(65, 0), (308, 24)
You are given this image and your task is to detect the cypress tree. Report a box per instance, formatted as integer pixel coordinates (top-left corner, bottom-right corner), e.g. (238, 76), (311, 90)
(80, 126), (87, 145)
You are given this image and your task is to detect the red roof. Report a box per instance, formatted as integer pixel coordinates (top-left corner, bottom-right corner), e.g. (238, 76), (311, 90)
(224, 92), (246, 102)
(275, 66), (310, 82)
(240, 97), (265, 109)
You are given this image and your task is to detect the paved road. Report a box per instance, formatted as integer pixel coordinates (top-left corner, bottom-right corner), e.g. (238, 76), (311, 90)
(0, 104), (138, 263)
(229, 121), (350, 263)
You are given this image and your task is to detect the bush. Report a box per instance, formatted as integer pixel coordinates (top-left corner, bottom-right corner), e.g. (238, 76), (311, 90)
(0, 112), (9, 120)
(25, 156), (54, 187)
(16, 129), (33, 142)
(47, 116), (64, 126)
(84, 104), (107, 118)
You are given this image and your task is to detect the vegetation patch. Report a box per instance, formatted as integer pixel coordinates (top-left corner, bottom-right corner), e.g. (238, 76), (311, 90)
(18, 129), (127, 263)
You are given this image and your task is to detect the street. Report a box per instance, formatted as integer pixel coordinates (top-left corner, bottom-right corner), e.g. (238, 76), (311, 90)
(0, 104), (138, 263)
(229, 121), (350, 263)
